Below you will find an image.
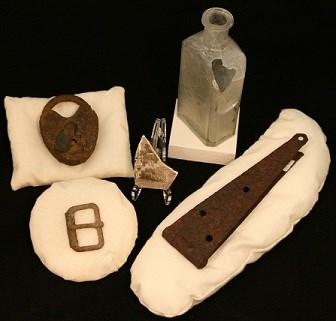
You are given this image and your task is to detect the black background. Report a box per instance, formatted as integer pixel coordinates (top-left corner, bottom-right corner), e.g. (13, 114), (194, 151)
(1, 1), (335, 320)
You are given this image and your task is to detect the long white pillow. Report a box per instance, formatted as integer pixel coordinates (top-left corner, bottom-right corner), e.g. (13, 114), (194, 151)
(130, 109), (330, 317)
(4, 87), (133, 190)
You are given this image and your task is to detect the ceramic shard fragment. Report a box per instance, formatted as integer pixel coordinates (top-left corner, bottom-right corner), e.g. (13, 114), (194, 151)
(134, 136), (177, 190)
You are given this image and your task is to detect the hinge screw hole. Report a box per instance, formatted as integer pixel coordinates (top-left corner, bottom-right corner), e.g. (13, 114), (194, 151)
(205, 235), (213, 242)
(200, 210), (207, 216)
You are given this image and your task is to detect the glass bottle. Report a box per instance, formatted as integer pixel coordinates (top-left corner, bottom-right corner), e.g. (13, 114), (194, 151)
(177, 7), (246, 146)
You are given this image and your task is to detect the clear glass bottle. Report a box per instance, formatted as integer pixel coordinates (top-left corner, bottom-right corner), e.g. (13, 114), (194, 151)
(177, 7), (246, 146)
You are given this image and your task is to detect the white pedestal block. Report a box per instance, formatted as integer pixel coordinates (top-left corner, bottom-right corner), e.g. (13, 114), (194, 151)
(168, 103), (239, 165)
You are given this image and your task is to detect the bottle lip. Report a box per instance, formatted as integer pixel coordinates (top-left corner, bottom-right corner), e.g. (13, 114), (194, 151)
(201, 7), (234, 31)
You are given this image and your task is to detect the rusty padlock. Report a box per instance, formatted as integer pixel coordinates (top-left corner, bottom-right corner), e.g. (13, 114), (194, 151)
(39, 95), (99, 166)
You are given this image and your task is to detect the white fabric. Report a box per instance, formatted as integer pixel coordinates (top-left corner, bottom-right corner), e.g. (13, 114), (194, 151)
(30, 177), (137, 282)
(130, 109), (330, 317)
(4, 87), (133, 190)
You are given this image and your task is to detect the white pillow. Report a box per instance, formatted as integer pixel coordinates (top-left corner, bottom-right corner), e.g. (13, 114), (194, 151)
(130, 109), (330, 317)
(4, 87), (133, 190)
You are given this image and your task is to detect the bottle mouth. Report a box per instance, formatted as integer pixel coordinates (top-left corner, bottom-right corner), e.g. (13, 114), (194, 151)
(201, 7), (234, 31)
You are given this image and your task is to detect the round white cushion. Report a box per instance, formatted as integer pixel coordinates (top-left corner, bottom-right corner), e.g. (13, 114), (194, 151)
(30, 177), (137, 282)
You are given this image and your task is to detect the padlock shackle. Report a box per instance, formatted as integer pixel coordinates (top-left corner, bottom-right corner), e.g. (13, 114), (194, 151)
(42, 94), (92, 114)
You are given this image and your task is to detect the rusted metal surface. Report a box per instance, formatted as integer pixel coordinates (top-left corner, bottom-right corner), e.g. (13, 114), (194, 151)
(39, 95), (99, 166)
(162, 133), (308, 269)
(65, 203), (104, 252)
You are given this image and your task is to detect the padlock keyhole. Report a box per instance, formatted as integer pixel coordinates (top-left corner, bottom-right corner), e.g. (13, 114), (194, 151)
(55, 122), (78, 152)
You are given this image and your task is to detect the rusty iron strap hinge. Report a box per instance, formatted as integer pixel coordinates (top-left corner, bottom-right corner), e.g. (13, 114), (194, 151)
(162, 133), (308, 269)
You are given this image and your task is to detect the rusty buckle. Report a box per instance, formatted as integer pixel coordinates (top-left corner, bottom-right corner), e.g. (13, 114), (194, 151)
(65, 203), (104, 252)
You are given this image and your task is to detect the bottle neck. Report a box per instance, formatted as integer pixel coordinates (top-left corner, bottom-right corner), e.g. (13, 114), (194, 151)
(201, 7), (233, 50)
(203, 29), (230, 50)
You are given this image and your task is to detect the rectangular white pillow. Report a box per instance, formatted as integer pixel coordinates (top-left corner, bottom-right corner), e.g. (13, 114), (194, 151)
(4, 87), (133, 190)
